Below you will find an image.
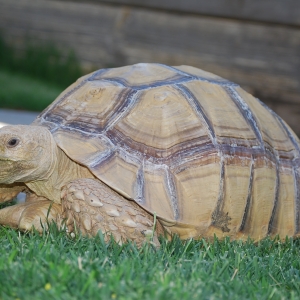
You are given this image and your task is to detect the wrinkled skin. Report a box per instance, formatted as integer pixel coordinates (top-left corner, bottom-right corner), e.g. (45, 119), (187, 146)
(0, 125), (62, 231)
(0, 125), (56, 184)
(0, 125), (160, 245)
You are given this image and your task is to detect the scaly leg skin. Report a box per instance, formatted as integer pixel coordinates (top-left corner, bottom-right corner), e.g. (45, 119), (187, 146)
(0, 197), (62, 232)
(61, 178), (164, 247)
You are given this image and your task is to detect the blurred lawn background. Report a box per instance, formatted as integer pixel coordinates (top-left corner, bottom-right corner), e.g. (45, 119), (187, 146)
(0, 35), (84, 111)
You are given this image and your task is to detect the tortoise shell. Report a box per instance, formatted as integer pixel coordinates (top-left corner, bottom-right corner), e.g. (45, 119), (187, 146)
(34, 63), (300, 240)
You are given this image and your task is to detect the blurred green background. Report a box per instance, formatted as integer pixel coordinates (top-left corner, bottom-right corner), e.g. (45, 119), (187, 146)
(0, 35), (84, 111)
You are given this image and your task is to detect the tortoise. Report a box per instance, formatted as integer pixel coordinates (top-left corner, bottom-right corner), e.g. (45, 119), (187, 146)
(0, 63), (299, 245)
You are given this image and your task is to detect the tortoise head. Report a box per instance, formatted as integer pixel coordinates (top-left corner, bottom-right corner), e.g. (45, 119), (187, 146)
(0, 125), (57, 184)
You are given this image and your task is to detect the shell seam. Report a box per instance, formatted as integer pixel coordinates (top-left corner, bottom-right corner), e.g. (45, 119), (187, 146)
(239, 158), (254, 232)
(257, 98), (300, 235)
(224, 86), (265, 151)
(175, 84), (218, 148)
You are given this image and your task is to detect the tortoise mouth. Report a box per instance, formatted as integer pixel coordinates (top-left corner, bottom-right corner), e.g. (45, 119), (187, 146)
(0, 160), (17, 184)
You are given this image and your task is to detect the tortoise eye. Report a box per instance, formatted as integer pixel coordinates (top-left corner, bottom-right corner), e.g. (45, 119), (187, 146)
(7, 138), (20, 148)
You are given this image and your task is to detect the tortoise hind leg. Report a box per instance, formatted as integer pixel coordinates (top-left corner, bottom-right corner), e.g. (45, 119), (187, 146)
(61, 178), (162, 246)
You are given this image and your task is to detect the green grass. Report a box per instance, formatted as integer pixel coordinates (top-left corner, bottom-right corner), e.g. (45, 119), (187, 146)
(0, 70), (62, 111)
(0, 226), (299, 299)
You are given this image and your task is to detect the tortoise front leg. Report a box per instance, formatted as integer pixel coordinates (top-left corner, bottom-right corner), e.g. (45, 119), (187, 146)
(0, 183), (26, 203)
(0, 198), (62, 232)
(61, 178), (162, 246)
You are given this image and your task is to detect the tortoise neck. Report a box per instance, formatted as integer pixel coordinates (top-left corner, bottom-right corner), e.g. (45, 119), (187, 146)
(26, 147), (94, 203)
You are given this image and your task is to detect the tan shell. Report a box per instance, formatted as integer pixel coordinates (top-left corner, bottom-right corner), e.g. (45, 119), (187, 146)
(34, 63), (300, 241)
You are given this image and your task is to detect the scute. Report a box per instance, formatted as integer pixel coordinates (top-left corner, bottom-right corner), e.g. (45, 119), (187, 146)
(41, 80), (134, 133)
(93, 63), (187, 88)
(181, 81), (259, 147)
(174, 65), (227, 82)
(113, 85), (209, 153)
(236, 87), (296, 154)
(33, 63), (300, 240)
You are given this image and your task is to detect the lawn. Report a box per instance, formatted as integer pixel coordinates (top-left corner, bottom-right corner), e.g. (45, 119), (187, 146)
(0, 226), (299, 300)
